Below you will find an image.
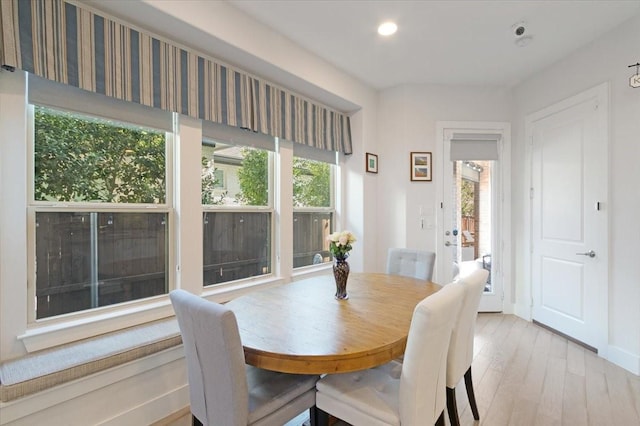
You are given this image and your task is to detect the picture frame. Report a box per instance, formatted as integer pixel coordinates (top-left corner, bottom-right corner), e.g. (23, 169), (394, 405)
(410, 152), (432, 181)
(366, 152), (378, 173)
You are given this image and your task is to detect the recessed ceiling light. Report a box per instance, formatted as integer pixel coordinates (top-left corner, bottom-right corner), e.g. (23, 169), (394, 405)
(511, 21), (533, 47)
(378, 22), (397, 36)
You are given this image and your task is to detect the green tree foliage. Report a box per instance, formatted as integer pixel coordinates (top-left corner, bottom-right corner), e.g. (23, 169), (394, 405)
(34, 107), (165, 203)
(236, 148), (269, 205)
(236, 149), (331, 207)
(292, 158), (330, 207)
(461, 178), (475, 217)
(35, 106), (329, 208)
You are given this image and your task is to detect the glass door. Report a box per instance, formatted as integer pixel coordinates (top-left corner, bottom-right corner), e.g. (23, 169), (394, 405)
(439, 129), (504, 312)
(448, 161), (493, 285)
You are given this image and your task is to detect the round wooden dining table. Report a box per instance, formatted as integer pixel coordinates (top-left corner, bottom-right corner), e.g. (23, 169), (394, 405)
(225, 272), (441, 375)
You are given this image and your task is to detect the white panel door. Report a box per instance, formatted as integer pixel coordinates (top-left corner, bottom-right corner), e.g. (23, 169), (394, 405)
(530, 85), (608, 353)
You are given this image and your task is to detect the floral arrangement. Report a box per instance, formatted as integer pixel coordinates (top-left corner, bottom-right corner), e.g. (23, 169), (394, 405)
(327, 230), (357, 260)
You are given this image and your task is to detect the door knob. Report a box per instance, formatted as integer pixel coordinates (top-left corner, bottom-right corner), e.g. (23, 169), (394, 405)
(445, 241), (458, 247)
(576, 250), (596, 258)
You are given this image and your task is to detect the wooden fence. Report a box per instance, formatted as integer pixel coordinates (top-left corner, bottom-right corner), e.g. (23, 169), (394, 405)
(292, 211), (332, 267)
(203, 211), (271, 285)
(35, 212), (167, 319)
(35, 210), (332, 318)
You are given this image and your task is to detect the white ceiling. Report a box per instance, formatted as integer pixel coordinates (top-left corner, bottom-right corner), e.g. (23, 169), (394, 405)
(227, 0), (640, 89)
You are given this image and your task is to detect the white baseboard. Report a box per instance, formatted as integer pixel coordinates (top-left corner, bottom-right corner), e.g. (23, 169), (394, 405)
(98, 385), (189, 426)
(607, 345), (640, 376)
(512, 302), (531, 321)
(501, 302), (514, 315)
(504, 309), (638, 376)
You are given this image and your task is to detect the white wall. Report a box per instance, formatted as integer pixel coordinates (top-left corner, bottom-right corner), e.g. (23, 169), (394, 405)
(375, 84), (512, 269)
(511, 13), (640, 374)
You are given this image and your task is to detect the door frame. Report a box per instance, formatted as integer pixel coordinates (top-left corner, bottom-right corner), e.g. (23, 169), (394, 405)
(435, 121), (512, 313)
(525, 82), (609, 356)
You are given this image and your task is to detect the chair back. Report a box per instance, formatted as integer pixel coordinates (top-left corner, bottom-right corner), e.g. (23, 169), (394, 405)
(170, 290), (249, 426)
(446, 269), (489, 387)
(386, 248), (436, 281)
(399, 281), (464, 424)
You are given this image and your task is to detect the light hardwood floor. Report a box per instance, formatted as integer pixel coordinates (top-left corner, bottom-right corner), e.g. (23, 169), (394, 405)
(157, 314), (640, 426)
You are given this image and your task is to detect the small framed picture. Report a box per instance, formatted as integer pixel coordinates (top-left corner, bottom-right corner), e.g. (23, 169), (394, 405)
(366, 152), (378, 173)
(410, 152), (432, 181)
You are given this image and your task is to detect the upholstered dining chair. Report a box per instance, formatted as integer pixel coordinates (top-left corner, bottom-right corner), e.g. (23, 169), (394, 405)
(169, 290), (319, 426)
(386, 248), (436, 281)
(315, 281), (464, 426)
(446, 269), (490, 426)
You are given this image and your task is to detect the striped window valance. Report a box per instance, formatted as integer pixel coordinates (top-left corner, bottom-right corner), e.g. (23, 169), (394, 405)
(0, 0), (352, 154)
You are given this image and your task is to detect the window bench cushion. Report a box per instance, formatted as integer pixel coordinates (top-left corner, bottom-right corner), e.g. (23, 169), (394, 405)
(0, 319), (181, 402)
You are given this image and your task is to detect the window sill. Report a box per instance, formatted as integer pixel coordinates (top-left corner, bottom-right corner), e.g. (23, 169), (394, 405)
(2, 317), (181, 402)
(2, 275), (296, 403)
(16, 271), (317, 358)
(201, 275), (286, 302)
(18, 299), (175, 353)
(292, 263), (333, 281)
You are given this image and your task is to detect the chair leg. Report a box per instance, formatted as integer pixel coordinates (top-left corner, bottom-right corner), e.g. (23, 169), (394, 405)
(435, 410), (446, 426)
(464, 367), (480, 420)
(192, 414), (203, 426)
(447, 386), (460, 426)
(309, 405), (318, 426)
(314, 408), (330, 426)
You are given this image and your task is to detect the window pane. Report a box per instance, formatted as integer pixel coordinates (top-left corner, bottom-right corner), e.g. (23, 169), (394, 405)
(202, 142), (269, 206)
(34, 106), (166, 204)
(293, 212), (333, 267)
(203, 212), (271, 285)
(35, 212), (168, 319)
(293, 157), (333, 267)
(293, 158), (331, 207)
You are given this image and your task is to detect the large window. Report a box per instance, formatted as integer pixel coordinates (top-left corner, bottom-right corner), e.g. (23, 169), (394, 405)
(2, 72), (349, 360)
(292, 156), (334, 267)
(202, 138), (273, 285)
(30, 105), (171, 319)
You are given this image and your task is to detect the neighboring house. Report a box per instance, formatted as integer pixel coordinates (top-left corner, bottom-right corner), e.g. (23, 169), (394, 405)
(202, 143), (243, 204)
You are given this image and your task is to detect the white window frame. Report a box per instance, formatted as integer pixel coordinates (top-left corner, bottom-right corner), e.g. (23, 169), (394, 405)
(201, 125), (276, 287)
(0, 73), (179, 354)
(0, 71), (343, 359)
(213, 169), (225, 189)
(292, 146), (337, 270)
(27, 104), (175, 325)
